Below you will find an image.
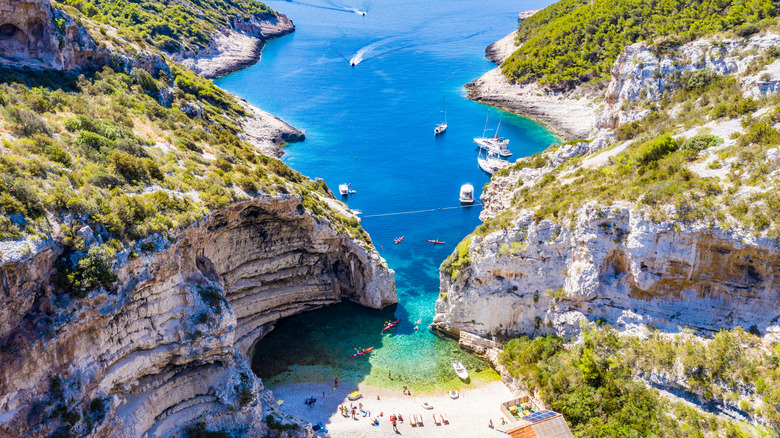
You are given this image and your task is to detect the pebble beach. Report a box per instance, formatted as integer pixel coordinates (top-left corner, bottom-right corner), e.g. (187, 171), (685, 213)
(269, 380), (516, 437)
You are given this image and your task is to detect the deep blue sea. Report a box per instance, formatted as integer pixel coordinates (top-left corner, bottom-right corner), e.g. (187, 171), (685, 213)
(214, 0), (558, 392)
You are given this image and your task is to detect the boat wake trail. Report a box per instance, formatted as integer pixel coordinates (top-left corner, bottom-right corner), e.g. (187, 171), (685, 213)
(349, 36), (398, 66)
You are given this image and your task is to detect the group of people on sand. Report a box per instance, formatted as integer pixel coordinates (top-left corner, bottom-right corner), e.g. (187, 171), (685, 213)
(338, 402), (407, 430)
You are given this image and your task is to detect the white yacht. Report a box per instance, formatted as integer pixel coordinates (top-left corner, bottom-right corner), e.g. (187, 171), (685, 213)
(474, 111), (511, 157)
(434, 96), (447, 135)
(459, 183), (474, 204)
(339, 184), (350, 196)
(477, 149), (509, 175)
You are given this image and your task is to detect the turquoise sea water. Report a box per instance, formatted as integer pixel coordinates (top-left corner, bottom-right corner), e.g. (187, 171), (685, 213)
(214, 0), (557, 392)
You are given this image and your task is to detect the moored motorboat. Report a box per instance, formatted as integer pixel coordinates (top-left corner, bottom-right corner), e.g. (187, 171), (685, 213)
(459, 183), (474, 204)
(426, 239), (445, 245)
(348, 391), (363, 401)
(449, 390), (459, 399)
(350, 346), (374, 358)
(382, 318), (401, 332)
(394, 235), (405, 244)
(452, 360), (468, 379)
(339, 183), (349, 196)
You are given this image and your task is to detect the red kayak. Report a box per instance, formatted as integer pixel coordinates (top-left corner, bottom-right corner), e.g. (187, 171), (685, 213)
(382, 318), (402, 332)
(427, 239), (446, 245)
(394, 235), (405, 244)
(350, 346), (374, 358)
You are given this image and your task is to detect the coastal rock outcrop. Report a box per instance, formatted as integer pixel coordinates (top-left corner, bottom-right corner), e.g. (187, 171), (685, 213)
(0, 0), (109, 70)
(433, 203), (780, 340)
(0, 195), (396, 437)
(175, 13), (295, 79)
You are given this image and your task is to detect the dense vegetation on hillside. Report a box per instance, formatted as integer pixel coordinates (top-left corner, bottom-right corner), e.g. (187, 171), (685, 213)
(501, 326), (779, 437)
(503, 0), (778, 88)
(54, 0), (275, 52)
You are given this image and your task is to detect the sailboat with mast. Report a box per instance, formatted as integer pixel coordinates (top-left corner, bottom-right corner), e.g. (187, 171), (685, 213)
(434, 96), (447, 135)
(473, 110), (511, 157)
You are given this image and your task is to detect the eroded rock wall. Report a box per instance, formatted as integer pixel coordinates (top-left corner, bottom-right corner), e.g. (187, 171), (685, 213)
(0, 0), (109, 70)
(433, 204), (780, 340)
(0, 195), (395, 437)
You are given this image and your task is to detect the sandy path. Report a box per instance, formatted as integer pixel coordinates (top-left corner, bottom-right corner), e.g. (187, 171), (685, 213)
(269, 380), (515, 437)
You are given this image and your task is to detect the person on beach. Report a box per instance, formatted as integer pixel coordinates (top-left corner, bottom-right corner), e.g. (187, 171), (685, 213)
(391, 418), (398, 431)
(398, 414), (403, 423)
(388, 370), (392, 379)
(397, 373), (401, 380)
(489, 418), (494, 428)
(334, 377), (339, 388)
(359, 402), (363, 411)
(351, 407), (357, 419)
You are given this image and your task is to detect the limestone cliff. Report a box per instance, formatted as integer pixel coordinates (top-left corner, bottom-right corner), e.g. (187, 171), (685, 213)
(174, 13), (295, 79)
(0, 195), (395, 437)
(433, 203), (780, 339)
(438, 30), (780, 342)
(0, 0), (109, 70)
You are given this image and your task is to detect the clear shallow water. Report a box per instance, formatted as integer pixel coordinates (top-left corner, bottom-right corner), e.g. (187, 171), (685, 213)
(215, 0), (557, 392)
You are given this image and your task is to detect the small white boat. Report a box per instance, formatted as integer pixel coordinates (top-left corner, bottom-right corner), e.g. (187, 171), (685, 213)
(348, 391), (362, 401)
(449, 390), (459, 399)
(453, 360), (469, 380)
(477, 149), (509, 175)
(421, 402), (434, 410)
(434, 96), (447, 135)
(459, 183), (474, 204)
(339, 184), (349, 196)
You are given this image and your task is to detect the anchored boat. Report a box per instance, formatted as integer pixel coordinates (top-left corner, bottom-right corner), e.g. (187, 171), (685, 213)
(459, 183), (474, 204)
(474, 111), (511, 157)
(434, 96), (447, 135)
(453, 360), (469, 380)
(477, 149), (509, 175)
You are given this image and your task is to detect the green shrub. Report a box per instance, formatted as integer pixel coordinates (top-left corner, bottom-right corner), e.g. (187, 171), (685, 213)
(196, 285), (225, 314)
(501, 0), (775, 88)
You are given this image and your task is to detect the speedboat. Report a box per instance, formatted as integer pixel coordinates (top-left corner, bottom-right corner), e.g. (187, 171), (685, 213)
(459, 183), (474, 204)
(477, 149), (509, 175)
(394, 235), (404, 244)
(339, 184), (349, 196)
(350, 346), (374, 358)
(434, 96), (447, 135)
(453, 360), (468, 379)
(426, 239), (445, 245)
(382, 318), (401, 332)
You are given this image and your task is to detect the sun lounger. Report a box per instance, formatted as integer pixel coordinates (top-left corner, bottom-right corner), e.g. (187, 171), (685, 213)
(441, 413), (449, 424)
(433, 414), (442, 425)
(410, 414), (417, 426)
(417, 414), (424, 426)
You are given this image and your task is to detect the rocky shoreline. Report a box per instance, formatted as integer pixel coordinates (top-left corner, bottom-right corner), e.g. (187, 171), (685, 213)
(175, 13), (295, 79)
(238, 98), (305, 158)
(466, 67), (598, 141)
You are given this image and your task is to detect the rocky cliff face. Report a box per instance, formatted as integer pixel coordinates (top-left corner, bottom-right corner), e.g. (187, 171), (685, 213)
(0, 0), (109, 70)
(175, 13), (295, 79)
(440, 31), (780, 343)
(433, 203), (780, 339)
(0, 195), (395, 437)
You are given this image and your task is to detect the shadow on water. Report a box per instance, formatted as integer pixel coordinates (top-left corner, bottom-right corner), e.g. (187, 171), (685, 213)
(251, 301), (396, 386)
